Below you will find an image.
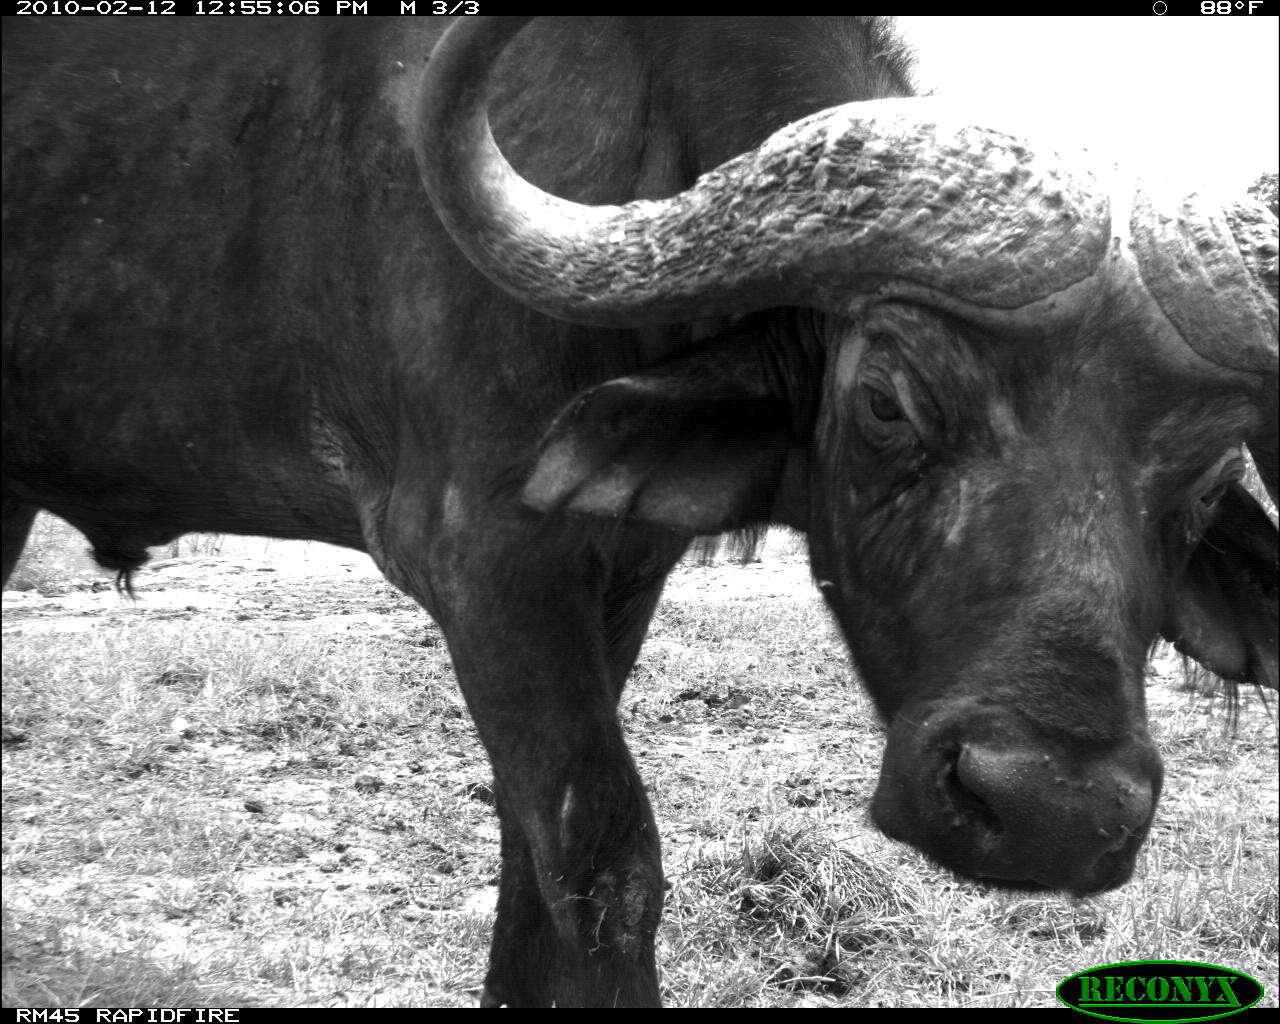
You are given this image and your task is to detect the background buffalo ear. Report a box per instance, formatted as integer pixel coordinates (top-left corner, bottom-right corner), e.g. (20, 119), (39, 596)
(522, 357), (794, 536)
(1161, 482), (1278, 690)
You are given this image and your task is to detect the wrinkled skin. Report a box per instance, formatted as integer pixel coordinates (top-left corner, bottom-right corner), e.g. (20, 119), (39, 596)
(4, 16), (1277, 1008)
(808, 304), (1268, 892)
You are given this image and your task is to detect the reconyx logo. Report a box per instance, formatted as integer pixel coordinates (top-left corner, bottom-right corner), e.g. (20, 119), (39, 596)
(1057, 960), (1263, 1022)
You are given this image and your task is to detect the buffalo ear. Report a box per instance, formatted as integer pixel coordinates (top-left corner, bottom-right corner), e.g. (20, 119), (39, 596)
(523, 356), (793, 535)
(1161, 482), (1278, 690)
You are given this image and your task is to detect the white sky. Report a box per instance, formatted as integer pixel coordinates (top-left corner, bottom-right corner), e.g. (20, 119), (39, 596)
(895, 16), (1279, 196)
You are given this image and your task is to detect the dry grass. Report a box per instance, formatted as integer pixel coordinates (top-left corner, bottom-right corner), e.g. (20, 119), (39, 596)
(2, 554), (1276, 1008)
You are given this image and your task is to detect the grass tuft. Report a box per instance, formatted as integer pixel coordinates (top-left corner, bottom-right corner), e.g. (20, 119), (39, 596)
(3, 554), (1275, 1007)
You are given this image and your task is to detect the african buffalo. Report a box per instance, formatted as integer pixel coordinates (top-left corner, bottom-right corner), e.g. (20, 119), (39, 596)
(3, 15), (1277, 1008)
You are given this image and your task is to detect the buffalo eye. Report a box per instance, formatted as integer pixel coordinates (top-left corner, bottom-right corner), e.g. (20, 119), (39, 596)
(1178, 453), (1243, 543)
(855, 378), (918, 453)
(866, 386), (904, 423)
(1195, 450), (1244, 510)
(1199, 482), (1227, 508)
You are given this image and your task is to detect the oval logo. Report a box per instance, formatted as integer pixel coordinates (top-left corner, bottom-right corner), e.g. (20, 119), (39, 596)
(1057, 960), (1263, 1023)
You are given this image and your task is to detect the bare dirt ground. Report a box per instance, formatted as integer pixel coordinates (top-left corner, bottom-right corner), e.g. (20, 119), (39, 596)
(3, 546), (1277, 1008)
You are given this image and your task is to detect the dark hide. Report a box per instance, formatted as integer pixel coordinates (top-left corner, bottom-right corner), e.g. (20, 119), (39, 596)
(2, 17), (911, 1008)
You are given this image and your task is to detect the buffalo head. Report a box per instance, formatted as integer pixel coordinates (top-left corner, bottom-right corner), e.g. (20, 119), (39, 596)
(417, 18), (1278, 895)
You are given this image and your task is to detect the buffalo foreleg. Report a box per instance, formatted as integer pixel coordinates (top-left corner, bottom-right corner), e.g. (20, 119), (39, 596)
(480, 754), (664, 1007)
(481, 802), (563, 1006)
(429, 537), (676, 1007)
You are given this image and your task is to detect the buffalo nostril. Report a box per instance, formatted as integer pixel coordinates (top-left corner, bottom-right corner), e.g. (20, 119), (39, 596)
(949, 742), (1157, 875)
(942, 748), (1003, 834)
(1096, 823), (1133, 853)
